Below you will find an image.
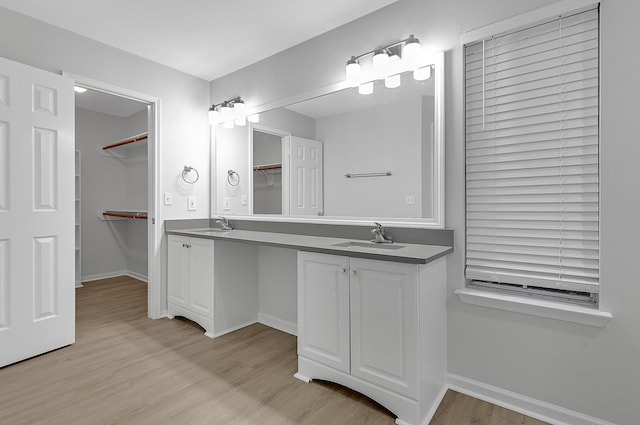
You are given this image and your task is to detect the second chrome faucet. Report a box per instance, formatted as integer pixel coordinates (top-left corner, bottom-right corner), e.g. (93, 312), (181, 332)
(215, 216), (233, 231)
(371, 222), (393, 244)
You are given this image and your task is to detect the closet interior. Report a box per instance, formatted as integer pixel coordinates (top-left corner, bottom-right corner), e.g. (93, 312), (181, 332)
(75, 88), (150, 286)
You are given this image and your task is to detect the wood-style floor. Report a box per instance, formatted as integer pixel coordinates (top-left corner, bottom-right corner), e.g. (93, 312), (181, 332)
(0, 276), (548, 425)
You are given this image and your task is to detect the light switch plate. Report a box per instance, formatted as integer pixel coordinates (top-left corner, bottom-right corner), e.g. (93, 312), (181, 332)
(187, 196), (197, 211)
(223, 197), (231, 210)
(241, 195), (248, 206)
(405, 195), (416, 205)
(164, 192), (173, 205)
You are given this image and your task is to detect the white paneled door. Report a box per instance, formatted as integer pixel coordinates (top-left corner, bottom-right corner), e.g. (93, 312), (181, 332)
(290, 136), (323, 216)
(0, 56), (75, 367)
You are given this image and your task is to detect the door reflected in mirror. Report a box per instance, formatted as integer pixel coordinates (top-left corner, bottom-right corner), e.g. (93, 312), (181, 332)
(214, 56), (443, 226)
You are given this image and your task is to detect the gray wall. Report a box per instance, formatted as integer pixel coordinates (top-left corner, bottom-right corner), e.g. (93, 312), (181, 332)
(317, 96), (424, 217)
(253, 131), (283, 215)
(210, 1), (639, 424)
(76, 107), (148, 281)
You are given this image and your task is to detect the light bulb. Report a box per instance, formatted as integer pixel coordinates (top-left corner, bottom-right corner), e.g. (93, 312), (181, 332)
(222, 120), (234, 129)
(346, 56), (361, 87)
(385, 74), (401, 89)
(413, 65), (432, 81)
(233, 100), (246, 115)
(358, 81), (374, 95)
(208, 108), (219, 125)
(220, 103), (231, 119)
(247, 113), (260, 123)
(403, 35), (421, 65)
(372, 48), (389, 79)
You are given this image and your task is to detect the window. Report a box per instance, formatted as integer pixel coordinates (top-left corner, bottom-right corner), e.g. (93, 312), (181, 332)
(464, 6), (600, 305)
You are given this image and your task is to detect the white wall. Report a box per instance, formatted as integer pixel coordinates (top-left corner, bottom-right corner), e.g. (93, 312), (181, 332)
(0, 6), (210, 310)
(210, 1), (640, 424)
(76, 107), (148, 281)
(257, 246), (298, 332)
(317, 96), (424, 218)
(76, 108), (129, 278)
(124, 109), (149, 278)
(253, 131), (283, 215)
(215, 107), (315, 215)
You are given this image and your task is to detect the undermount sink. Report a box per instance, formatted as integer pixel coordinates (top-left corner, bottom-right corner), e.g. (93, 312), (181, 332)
(332, 241), (405, 250)
(193, 228), (229, 234)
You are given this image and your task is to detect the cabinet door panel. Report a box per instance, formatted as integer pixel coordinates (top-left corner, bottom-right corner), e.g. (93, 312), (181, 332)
(297, 252), (350, 373)
(350, 258), (418, 399)
(167, 236), (189, 306)
(187, 238), (214, 316)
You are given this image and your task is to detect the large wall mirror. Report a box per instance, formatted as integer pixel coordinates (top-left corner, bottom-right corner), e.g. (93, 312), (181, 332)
(212, 52), (444, 228)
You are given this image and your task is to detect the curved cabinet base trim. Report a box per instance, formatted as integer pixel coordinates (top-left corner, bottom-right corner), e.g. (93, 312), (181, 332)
(168, 303), (214, 338)
(297, 356), (426, 425)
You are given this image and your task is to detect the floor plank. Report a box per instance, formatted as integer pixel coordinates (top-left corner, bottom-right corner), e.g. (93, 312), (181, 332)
(0, 276), (548, 425)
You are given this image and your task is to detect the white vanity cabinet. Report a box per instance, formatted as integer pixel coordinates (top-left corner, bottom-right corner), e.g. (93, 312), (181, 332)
(296, 251), (447, 425)
(168, 235), (215, 336)
(167, 234), (259, 338)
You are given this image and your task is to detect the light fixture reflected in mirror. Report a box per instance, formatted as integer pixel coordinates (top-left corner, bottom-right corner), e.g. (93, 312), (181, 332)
(345, 34), (431, 94)
(413, 65), (432, 81)
(358, 81), (374, 95)
(385, 74), (401, 89)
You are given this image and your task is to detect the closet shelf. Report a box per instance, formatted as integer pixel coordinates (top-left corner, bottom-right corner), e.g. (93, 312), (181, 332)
(102, 133), (148, 151)
(101, 210), (148, 220)
(253, 163), (282, 171)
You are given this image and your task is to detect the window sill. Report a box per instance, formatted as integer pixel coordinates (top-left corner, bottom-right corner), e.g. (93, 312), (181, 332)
(454, 288), (612, 327)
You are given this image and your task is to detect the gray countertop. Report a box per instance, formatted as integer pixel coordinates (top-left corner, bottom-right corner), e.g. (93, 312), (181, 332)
(166, 227), (453, 265)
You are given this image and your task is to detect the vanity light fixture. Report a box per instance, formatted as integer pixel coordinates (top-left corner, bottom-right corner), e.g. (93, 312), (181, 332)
(208, 96), (255, 127)
(345, 34), (431, 95)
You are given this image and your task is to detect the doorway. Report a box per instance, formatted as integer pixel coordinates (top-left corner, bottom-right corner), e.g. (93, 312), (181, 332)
(69, 74), (161, 318)
(249, 126), (290, 215)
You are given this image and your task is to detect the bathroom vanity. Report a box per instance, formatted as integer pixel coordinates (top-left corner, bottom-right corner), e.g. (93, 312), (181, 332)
(179, 50), (450, 424)
(166, 221), (451, 425)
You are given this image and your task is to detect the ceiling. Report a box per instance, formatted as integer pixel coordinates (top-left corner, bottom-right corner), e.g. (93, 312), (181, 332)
(75, 88), (148, 117)
(0, 0), (399, 81)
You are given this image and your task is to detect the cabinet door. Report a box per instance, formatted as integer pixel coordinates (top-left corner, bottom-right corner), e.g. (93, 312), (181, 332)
(297, 252), (350, 373)
(350, 258), (419, 399)
(187, 237), (215, 317)
(167, 235), (189, 306)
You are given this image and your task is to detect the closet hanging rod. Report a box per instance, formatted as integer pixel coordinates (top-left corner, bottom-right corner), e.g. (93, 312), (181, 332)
(102, 210), (148, 220)
(345, 171), (392, 179)
(253, 163), (282, 171)
(102, 133), (148, 151)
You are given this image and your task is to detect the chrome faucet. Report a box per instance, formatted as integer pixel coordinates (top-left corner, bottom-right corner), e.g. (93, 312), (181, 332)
(215, 216), (233, 231)
(371, 222), (393, 244)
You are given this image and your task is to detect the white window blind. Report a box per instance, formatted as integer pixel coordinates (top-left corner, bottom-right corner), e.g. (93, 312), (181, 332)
(464, 7), (599, 296)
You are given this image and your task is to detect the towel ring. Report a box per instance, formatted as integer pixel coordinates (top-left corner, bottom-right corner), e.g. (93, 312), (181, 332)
(182, 166), (199, 184)
(227, 169), (240, 186)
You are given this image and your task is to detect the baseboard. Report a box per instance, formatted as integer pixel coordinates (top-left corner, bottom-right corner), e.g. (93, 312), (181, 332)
(214, 320), (258, 338)
(124, 270), (148, 283)
(81, 270), (148, 284)
(258, 312), (297, 336)
(447, 373), (617, 425)
(421, 386), (449, 425)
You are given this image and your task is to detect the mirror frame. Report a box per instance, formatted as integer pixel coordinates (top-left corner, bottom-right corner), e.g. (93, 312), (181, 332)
(211, 51), (444, 229)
